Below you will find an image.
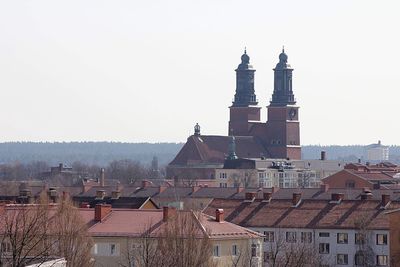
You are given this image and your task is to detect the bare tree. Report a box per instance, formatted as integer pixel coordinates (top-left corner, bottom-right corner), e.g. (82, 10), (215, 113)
(0, 194), (56, 267)
(119, 211), (216, 267)
(0, 193), (93, 267)
(353, 213), (375, 267)
(52, 196), (94, 267)
(266, 229), (327, 267)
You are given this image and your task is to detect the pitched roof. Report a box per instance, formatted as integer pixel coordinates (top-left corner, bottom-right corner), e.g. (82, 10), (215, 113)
(169, 135), (269, 166)
(84, 208), (263, 240)
(204, 198), (400, 230)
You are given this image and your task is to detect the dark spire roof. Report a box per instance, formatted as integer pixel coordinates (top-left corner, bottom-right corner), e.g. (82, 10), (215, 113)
(232, 49), (258, 107)
(270, 47), (296, 106)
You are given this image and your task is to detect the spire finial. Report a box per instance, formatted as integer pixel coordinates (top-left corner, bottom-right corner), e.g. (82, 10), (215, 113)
(282, 45), (285, 53)
(244, 46), (247, 54)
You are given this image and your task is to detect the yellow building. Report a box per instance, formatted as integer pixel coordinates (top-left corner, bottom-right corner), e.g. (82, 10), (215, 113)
(84, 205), (263, 267)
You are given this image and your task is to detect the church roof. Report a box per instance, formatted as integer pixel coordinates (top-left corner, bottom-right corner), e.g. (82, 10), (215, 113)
(169, 135), (269, 166)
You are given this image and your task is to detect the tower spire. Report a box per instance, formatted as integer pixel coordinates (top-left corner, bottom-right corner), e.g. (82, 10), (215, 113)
(270, 48), (295, 106)
(232, 49), (257, 107)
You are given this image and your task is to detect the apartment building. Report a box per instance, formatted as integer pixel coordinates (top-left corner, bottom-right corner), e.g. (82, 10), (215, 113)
(85, 205), (264, 267)
(204, 191), (400, 266)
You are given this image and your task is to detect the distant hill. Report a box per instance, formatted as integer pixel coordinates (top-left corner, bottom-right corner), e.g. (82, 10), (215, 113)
(0, 142), (398, 166)
(0, 142), (184, 166)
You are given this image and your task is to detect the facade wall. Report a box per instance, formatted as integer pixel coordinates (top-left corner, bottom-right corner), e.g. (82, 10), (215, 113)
(91, 236), (263, 267)
(250, 227), (390, 267)
(323, 170), (373, 189)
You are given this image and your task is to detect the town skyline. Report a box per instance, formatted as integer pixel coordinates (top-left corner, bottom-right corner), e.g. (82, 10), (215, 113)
(0, 0), (399, 145)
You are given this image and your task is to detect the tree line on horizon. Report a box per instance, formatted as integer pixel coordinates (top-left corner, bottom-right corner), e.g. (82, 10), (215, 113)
(0, 142), (398, 167)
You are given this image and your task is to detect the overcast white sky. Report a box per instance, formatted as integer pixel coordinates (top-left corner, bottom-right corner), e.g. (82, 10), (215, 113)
(0, 0), (399, 145)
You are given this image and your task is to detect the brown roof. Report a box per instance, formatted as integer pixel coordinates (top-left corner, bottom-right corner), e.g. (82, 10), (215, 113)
(169, 135), (269, 166)
(204, 198), (400, 230)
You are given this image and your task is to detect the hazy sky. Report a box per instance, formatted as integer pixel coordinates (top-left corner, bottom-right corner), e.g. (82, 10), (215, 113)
(0, 0), (399, 145)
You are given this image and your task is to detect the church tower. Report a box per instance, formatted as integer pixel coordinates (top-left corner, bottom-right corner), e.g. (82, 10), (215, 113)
(266, 48), (301, 159)
(228, 49), (261, 136)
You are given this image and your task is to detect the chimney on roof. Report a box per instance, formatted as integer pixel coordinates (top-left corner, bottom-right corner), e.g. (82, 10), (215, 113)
(159, 185), (167, 194)
(321, 151), (326, 161)
(95, 204), (112, 222)
(236, 186), (244, 194)
(358, 158), (361, 164)
(62, 191), (70, 200)
(366, 162), (370, 166)
(292, 193), (301, 207)
(263, 192), (272, 202)
(381, 194), (390, 208)
(245, 192), (257, 201)
(96, 190), (106, 200)
(59, 163), (63, 171)
(216, 209), (224, 222)
(192, 185), (200, 193)
(272, 186), (279, 193)
(360, 192), (373, 200)
(163, 206), (177, 222)
(100, 168), (105, 187)
(331, 193), (344, 202)
(142, 180), (151, 188)
(320, 183), (329, 192)
(111, 190), (121, 199)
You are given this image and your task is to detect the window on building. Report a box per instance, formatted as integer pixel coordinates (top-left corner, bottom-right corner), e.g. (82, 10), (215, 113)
(264, 252), (271, 262)
(251, 244), (260, 257)
(213, 245), (220, 257)
(355, 251), (365, 266)
(286, 232), (296, 243)
(337, 233), (348, 244)
(264, 231), (274, 242)
(301, 232), (312, 243)
(337, 254), (348, 265)
(377, 255), (388, 266)
(355, 233), (365, 245)
(219, 183), (227, 188)
(345, 180), (355, 188)
(219, 173), (227, 179)
(319, 243), (330, 254)
(231, 244), (238, 256)
(0, 242), (11, 253)
(319, 232), (330, 237)
(110, 244), (117, 256)
(377, 234), (388, 245)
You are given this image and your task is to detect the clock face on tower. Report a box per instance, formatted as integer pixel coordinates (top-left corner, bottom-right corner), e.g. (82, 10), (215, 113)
(289, 108), (297, 120)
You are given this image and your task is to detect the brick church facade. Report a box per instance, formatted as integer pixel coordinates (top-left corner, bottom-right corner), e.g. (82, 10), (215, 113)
(167, 49), (301, 179)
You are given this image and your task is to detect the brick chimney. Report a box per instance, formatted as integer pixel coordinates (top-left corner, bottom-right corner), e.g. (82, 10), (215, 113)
(382, 194), (390, 207)
(263, 192), (272, 201)
(236, 186), (244, 194)
(331, 193), (344, 202)
(216, 209), (224, 222)
(100, 168), (105, 187)
(360, 193), (373, 200)
(192, 185), (200, 193)
(163, 206), (177, 222)
(142, 180), (151, 188)
(96, 190), (106, 199)
(159, 185), (167, 194)
(245, 192), (257, 201)
(320, 183), (329, 192)
(94, 204), (112, 222)
(292, 193), (301, 206)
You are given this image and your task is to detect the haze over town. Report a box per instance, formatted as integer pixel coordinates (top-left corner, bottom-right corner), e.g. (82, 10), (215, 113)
(0, 0), (399, 145)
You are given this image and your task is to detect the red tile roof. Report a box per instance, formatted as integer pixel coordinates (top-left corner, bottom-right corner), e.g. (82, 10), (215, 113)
(204, 198), (400, 230)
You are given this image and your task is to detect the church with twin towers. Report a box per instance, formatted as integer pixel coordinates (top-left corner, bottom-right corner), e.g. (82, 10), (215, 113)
(167, 49), (301, 178)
